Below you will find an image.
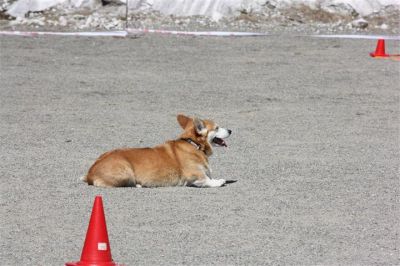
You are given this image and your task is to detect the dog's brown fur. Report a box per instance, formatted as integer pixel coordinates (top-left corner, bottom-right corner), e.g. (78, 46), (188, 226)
(82, 114), (228, 188)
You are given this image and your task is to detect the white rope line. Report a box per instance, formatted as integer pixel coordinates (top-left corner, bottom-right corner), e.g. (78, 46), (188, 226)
(0, 31), (128, 37)
(308, 34), (400, 40)
(0, 29), (399, 40)
(126, 28), (269, 37)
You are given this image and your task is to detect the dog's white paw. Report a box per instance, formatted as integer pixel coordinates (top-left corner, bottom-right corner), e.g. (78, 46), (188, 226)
(216, 179), (226, 186)
(209, 178), (226, 187)
(191, 177), (226, 188)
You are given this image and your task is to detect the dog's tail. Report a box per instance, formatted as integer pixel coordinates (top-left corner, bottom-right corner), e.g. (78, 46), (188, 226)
(80, 175), (88, 183)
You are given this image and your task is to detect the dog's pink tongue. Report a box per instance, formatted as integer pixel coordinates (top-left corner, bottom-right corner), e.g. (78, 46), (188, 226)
(222, 140), (227, 147)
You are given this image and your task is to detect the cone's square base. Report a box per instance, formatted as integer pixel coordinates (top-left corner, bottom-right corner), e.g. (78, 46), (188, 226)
(65, 261), (123, 266)
(370, 52), (390, 57)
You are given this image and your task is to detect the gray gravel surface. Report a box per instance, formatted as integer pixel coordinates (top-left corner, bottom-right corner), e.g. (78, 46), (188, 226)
(0, 35), (399, 265)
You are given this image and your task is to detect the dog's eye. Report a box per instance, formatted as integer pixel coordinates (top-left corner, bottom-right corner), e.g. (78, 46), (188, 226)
(215, 126), (219, 131)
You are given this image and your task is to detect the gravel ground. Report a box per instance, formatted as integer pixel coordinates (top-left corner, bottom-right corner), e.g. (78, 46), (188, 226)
(0, 35), (399, 265)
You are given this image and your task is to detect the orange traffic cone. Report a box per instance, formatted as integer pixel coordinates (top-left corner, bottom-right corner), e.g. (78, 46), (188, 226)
(66, 196), (123, 266)
(370, 39), (389, 57)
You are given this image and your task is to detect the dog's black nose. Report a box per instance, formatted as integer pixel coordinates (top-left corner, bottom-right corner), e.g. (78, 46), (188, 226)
(228, 129), (232, 135)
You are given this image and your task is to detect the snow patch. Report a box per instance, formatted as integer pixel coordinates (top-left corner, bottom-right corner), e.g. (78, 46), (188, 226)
(7, 0), (100, 18)
(6, 0), (400, 20)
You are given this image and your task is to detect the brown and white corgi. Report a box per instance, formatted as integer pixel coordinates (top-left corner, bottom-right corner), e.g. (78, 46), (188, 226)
(81, 114), (232, 188)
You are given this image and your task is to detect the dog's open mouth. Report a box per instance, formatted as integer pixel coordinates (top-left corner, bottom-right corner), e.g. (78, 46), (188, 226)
(212, 137), (227, 147)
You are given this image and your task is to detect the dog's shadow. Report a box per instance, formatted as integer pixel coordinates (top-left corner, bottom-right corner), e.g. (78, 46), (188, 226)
(187, 180), (237, 188)
(224, 180), (238, 186)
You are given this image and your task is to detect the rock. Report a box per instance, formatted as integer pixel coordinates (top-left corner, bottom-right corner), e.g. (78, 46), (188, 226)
(73, 14), (86, 20)
(351, 18), (368, 29)
(380, 23), (388, 30)
(264, 1), (277, 10)
(27, 17), (45, 26)
(59, 16), (67, 26)
(84, 15), (93, 27)
(321, 3), (359, 17)
(101, 0), (124, 6)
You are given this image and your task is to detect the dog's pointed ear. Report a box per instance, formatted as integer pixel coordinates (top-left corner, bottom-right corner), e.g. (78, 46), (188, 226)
(177, 114), (191, 129)
(193, 117), (207, 135)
